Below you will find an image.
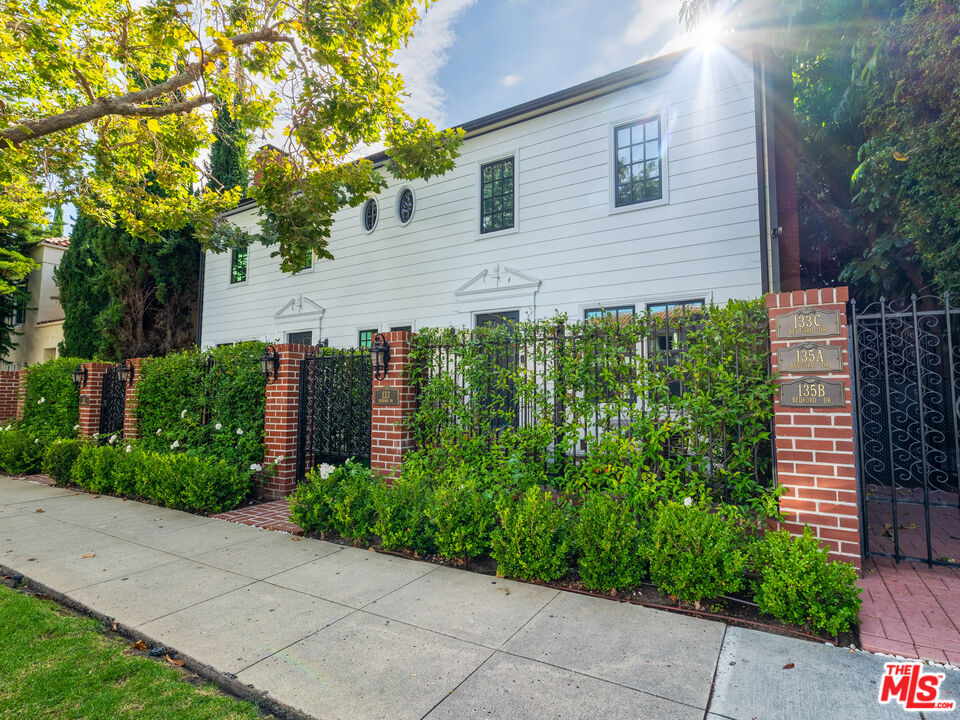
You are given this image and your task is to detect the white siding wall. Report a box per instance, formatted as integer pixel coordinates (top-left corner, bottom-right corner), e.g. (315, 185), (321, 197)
(201, 49), (763, 348)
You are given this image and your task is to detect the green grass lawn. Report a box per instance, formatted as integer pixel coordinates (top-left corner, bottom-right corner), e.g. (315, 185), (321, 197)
(0, 584), (266, 719)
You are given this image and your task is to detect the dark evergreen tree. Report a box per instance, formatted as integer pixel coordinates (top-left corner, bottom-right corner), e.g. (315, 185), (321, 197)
(55, 214), (110, 358)
(0, 218), (39, 357)
(208, 103), (248, 195)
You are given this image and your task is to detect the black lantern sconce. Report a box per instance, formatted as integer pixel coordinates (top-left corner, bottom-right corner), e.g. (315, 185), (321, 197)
(261, 345), (280, 383)
(71, 365), (88, 388)
(115, 360), (135, 388)
(371, 333), (390, 380)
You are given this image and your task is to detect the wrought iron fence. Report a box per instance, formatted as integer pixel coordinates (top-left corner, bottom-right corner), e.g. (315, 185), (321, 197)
(98, 363), (127, 442)
(852, 293), (960, 566)
(409, 304), (775, 502)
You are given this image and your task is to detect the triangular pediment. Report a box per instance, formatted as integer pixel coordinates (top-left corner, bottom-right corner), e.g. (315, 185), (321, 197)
(455, 264), (541, 297)
(274, 295), (326, 319)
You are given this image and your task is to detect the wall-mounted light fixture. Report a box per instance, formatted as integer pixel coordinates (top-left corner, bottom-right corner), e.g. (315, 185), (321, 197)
(260, 345), (280, 383)
(371, 333), (390, 380)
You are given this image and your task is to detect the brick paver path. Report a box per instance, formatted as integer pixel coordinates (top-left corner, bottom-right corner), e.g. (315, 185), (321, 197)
(211, 499), (303, 535)
(858, 556), (960, 664)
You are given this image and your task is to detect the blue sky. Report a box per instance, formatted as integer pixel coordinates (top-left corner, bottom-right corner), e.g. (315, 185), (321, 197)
(394, 0), (691, 129)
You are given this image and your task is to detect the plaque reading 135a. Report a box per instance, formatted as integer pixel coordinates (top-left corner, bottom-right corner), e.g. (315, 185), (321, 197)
(777, 342), (843, 373)
(775, 307), (841, 339)
(779, 377), (846, 407)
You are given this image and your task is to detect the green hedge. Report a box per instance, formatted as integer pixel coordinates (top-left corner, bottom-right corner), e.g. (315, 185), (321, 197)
(135, 342), (266, 469)
(0, 426), (43, 475)
(20, 357), (83, 441)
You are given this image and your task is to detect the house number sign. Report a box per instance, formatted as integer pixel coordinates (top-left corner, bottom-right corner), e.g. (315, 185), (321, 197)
(775, 307), (841, 339)
(373, 386), (400, 406)
(779, 377), (845, 407)
(777, 342), (843, 373)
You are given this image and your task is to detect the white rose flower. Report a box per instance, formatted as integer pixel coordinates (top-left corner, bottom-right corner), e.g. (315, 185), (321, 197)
(108, 435), (117, 444)
(214, 423), (222, 430)
(236, 428), (243, 435)
(125, 445), (133, 453)
(155, 428), (162, 435)
(73, 424), (80, 431)
(683, 497), (693, 508)
(180, 409), (187, 418)
(33, 438), (39, 444)
(276, 455), (286, 463)
(170, 440), (180, 449)
(250, 463), (262, 472)
(317, 463), (335, 480)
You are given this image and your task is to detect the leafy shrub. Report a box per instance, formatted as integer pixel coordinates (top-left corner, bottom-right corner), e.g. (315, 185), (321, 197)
(71, 445), (117, 494)
(110, 444), (141, 496)
(205, 342), (267, 469)
(574, 493), (645, 591)
(41, 439), (84, 485)
(374, 462), (436, 554)
(0, 426), (43, 475)
(289, 463), (339, 535)
(647, 501), (747, 604)
(426, 469), (497, 562)
(752, 529), (862, 636)
(20, 357), (83, 441)
(492, 486), (571, 582)
(135, 349), (207, 451)
(176, 454), (252, 513)
(327, 460), (378, 541)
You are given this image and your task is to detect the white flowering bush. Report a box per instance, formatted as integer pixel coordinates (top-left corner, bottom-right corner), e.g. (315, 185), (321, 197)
(20, 356), (84, 441)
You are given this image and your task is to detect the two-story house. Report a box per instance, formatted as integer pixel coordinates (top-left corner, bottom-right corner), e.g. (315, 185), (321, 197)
(200, 43), (799, 348)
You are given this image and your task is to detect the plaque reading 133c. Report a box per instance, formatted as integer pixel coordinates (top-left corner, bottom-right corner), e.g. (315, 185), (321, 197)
(775, 307), (841, 339)
(777, 342), (843, 373)
(779, 376), (845, 408)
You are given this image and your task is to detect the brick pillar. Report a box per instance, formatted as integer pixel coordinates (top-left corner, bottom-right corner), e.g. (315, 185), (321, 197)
(0, 370), (21, 422)
(122, 358), (144, 439)
(77, 362), (110, 439)
(262, 343), (313, 500)
(371, 331), (416, 478)
(767, 286), (860, 568)
(16, 368), (27, 420)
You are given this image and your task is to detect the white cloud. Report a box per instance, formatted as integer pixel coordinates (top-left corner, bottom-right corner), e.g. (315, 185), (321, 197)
(499, 74), (522, 88)
(393, 0), (478, 127)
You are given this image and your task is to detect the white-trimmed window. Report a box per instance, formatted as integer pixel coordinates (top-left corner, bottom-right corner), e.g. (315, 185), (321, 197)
(614, 116), (662, 207)
(361, 198), (378, 232)
(230, 246), (247, 284)
(480, 157), (515, 234)
(396, 188), (414, 225)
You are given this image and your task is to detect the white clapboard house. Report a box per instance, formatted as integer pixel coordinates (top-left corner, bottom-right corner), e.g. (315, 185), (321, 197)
(200, 43), (799, 349)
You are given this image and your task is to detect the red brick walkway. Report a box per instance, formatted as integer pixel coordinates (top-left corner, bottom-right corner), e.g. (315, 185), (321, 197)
(211, 500), (303, 535)
(858, 557), (960, 665)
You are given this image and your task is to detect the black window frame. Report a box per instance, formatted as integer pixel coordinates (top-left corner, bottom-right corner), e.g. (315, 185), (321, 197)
(647, 299), (705, 397)
(397, 188), (414, 225)
(614, 115), (663, 208)
(362, 198), (378, 232)
(288, 331), (313, 345)
(390, 325), (412, 333)
(230, 246), (248, 284)
(358, 328), (378, 349)
(480, 157), (515, 235)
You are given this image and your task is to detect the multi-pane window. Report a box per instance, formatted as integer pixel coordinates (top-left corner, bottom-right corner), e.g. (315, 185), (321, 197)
(614, 116), (662, 207)
(397, 188), (414, 224)
(358, 329), (377, 349)
(288, 331), (312, 345)
(585, 305), (635, 326)
(648, 299), (704, 396)
(362, 198), (378, 232)
(289, 253), (313, 274)
(12, 298), (26, 325)
(480, 158), (515, 234)
(390, 325), (412, 333)
(230, 246), (247, 284)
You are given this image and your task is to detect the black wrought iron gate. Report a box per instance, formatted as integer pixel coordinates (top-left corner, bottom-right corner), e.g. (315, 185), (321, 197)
(296, 349), (372, 479)
(98, 363), (127, 441)
(851, 294), (960, 565)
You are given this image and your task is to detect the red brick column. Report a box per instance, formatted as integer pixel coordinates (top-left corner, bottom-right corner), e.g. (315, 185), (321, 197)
(371, 331), (416, 478)
(767, 286), (860, 568)
(77, 362), (110, 439)
(0, 370), (20, 423)
(122, 359), (144, 439)
(16, 368), (27, 420)
(262, 344), (313, 500)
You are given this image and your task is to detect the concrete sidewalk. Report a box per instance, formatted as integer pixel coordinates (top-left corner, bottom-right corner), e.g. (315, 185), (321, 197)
(1, 476), (957, 720)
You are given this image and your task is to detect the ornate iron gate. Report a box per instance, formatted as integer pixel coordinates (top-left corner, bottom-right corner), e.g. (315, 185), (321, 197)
(851, 294), (960, 565)
(296, 348), (372, 479)
(98, 363), (127, 442)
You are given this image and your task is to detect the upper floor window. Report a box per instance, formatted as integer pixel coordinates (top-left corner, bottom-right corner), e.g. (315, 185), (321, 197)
(397, 188), (414, 225)
(359, 329), (377, 349)
(362, 198), (378, 232)
(614, 116), (662, 207)
(12, 298), (26, 326)
(230, 246), (247, 284)
(480, 158), (514, 234)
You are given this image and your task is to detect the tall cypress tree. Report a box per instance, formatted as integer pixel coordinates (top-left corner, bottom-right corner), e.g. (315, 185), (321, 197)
(55, 214), (111, 358)
(208, 103), (248, 195)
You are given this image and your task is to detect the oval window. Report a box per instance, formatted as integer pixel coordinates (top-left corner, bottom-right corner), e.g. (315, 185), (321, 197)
(397, 188), (414, 224)
(362, 198), (378, 232)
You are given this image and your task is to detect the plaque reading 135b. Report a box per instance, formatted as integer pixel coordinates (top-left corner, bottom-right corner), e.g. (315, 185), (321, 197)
(779, 376), (845, 407)
(777, 342), (843, 373)
(775, 307), (841, 339)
